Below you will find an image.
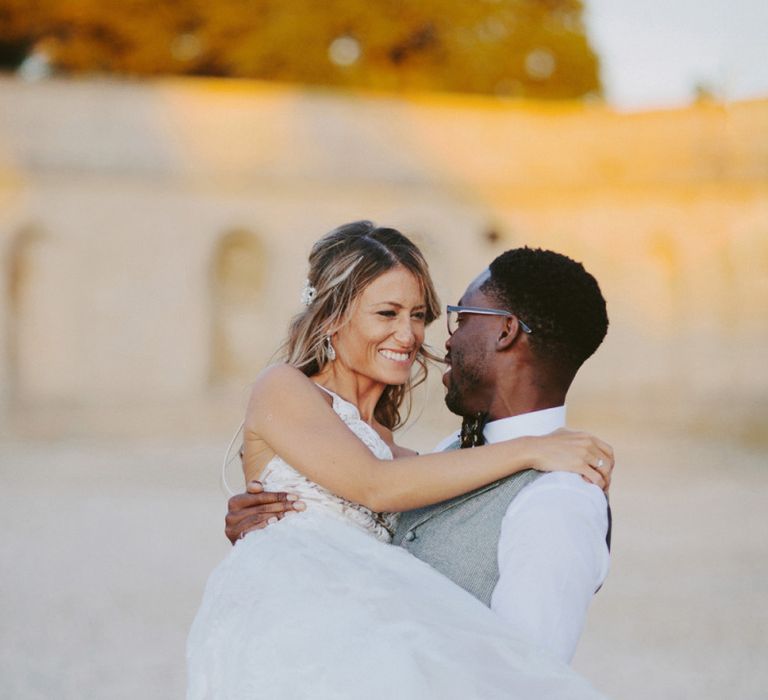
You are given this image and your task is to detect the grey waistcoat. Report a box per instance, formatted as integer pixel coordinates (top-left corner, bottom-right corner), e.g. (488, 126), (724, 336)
(392, 465), (544, 606)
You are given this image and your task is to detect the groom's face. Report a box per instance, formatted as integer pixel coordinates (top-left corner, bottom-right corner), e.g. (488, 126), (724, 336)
(442, 271), (499, 417)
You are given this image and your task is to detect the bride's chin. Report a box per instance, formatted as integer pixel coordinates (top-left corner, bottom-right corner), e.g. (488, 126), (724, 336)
(381, 370), (412, 386)
(374, 361), (416, 383)
(384, 373), (410, 386)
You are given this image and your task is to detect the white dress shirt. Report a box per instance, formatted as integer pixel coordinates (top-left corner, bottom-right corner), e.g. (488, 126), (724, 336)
(433, 406), (610, 663)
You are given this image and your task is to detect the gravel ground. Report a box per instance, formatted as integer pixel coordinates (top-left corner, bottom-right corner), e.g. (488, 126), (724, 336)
(1, 428), (766, 699)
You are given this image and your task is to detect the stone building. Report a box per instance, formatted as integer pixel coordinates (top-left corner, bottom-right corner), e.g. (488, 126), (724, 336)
(1, 77), (766, 439)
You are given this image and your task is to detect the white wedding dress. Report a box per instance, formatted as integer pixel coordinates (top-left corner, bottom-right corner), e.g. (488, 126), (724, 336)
(187, 388), (607, 699)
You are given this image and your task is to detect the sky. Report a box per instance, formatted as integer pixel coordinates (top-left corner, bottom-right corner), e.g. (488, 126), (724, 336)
(584, 0), (768, 110)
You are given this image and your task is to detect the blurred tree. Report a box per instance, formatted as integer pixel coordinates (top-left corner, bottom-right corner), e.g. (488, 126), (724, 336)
(0, 0), (600, 98)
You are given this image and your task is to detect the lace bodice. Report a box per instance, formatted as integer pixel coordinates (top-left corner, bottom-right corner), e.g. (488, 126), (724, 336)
(258, 387), (399, 543)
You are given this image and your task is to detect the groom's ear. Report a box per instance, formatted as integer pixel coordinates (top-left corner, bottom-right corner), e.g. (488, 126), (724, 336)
(495, 317), (524, 352)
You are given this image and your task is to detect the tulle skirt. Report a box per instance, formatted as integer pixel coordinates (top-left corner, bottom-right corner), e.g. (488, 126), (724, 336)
(187, 510), (606, 699)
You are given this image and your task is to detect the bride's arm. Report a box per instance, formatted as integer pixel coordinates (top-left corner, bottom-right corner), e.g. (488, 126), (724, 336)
(246, 364), (613, 513)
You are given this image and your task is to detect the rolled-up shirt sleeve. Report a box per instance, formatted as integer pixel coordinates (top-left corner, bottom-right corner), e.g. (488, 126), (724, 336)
(490, 472), (610, 664)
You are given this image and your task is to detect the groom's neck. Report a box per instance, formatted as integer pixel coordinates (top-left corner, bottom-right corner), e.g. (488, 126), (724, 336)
(480, 359), (568, 422)
(485, 388), (567, 423)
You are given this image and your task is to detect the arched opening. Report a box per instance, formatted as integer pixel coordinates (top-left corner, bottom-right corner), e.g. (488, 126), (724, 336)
(4, 224), (46, 403)
(209, 228), (268, 385)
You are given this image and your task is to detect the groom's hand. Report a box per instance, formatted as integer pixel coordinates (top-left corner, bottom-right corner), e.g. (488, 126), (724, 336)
(224, 481), (305, 545)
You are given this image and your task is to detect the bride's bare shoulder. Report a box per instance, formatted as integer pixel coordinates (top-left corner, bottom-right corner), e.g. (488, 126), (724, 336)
(252, 363), (310, 391)
(247, 364), (326, 423)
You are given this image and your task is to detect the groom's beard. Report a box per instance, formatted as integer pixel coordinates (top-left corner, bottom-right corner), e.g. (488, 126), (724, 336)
(444, 347), (486, 418)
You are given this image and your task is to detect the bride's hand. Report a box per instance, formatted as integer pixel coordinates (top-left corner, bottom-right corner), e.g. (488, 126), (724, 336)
(524, 428), (614, 492)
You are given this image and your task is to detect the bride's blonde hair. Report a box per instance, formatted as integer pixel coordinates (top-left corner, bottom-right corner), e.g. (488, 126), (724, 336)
(280, 221), (441, 430)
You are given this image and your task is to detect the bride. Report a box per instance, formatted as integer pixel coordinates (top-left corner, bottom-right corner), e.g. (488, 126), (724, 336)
(187, 222), (612, 699)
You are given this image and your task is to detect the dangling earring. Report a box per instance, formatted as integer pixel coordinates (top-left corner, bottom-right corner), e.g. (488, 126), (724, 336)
(324, 335), (336, 362)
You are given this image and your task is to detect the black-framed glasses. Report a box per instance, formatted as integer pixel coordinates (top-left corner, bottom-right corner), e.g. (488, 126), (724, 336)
(446, 304), (533, 336)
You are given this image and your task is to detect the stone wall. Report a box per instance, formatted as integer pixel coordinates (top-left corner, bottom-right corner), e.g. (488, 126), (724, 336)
(1, 77), (766, 439)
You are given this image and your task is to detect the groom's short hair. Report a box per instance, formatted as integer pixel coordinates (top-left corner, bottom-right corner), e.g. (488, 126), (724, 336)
(481, 247), (608, 375)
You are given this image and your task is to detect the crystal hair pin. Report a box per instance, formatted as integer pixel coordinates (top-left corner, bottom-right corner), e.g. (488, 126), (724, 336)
(301, 279), (317, 306)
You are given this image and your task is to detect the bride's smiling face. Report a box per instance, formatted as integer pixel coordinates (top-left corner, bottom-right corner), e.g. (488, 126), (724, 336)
(332, 265), (426, 386)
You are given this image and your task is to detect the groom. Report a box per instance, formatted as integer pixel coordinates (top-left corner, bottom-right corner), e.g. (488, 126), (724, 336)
(224, 246), (612, 664)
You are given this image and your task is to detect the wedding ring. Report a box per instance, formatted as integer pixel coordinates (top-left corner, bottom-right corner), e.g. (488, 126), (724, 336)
(597, 458), (605, 469)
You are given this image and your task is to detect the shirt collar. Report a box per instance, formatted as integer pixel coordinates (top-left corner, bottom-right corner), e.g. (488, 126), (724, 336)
(433, 405), (566, 451)
(483, 405), (566, 443)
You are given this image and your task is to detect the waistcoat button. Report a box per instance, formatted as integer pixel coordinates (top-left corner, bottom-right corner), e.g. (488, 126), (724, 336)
(404, 531), (416, 542)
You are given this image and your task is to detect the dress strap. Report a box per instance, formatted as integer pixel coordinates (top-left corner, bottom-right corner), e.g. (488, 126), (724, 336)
(314, 383), (337, 399)
(313, 383), (362, 421)
(220, 419), (245, 497)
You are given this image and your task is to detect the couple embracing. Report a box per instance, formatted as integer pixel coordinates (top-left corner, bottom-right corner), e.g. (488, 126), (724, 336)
(188, 221), (614, 698)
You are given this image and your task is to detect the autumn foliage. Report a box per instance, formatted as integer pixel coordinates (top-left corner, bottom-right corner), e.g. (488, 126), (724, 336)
(0, 0), (600, 98)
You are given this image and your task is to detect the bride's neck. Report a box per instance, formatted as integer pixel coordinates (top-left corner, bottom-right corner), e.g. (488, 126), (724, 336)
(312, 365), (385, 425)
